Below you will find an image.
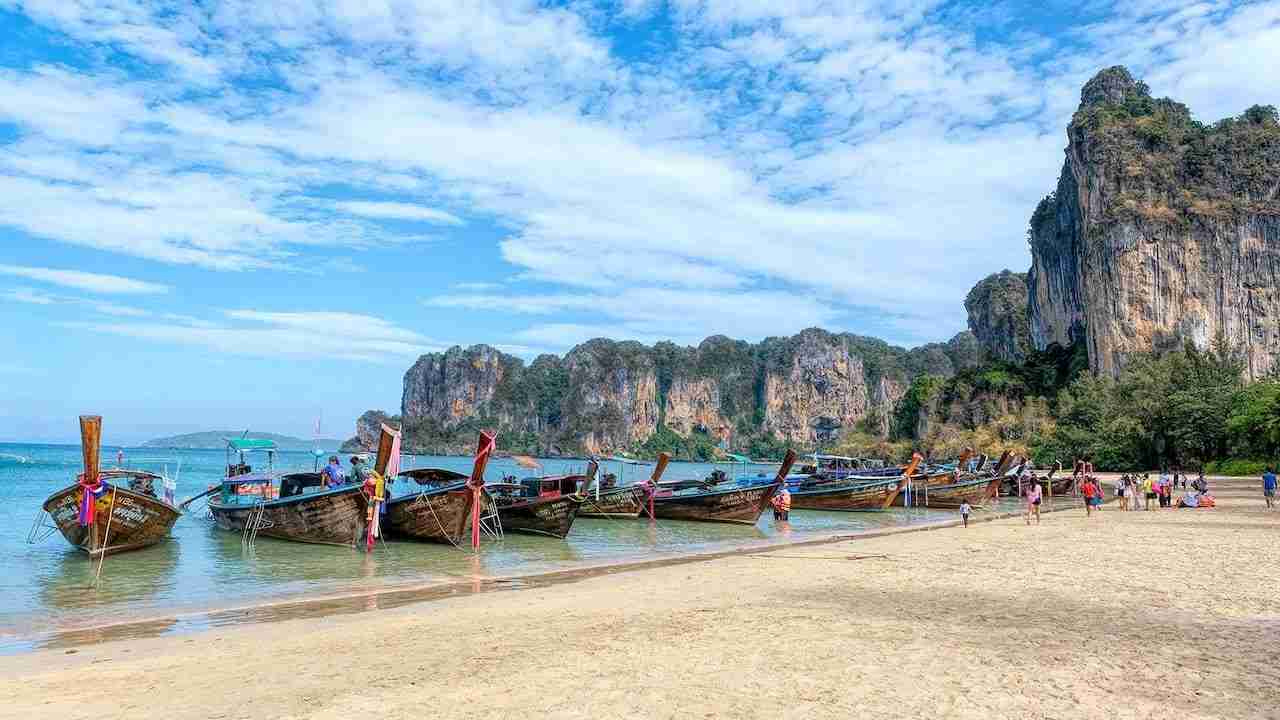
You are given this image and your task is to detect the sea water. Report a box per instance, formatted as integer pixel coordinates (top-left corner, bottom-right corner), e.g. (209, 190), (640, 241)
(0, 442), (1057, 651)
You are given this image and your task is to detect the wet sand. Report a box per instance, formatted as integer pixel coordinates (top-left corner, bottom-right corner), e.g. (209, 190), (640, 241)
(2, 483), (1276, 720)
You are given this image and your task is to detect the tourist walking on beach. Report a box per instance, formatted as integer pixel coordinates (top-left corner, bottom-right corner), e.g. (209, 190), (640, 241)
(1115, 475), (1126, 511)
(959, 500), (971, 527)
(1143, 473), (1156, 510)
(1025, 479), (1042, 525)
(1081, 477), (1100, 517)
(1263, 468), (1277, 510)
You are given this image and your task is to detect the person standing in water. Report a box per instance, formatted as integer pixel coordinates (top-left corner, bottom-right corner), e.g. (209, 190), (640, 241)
(771, 484), (791, 521)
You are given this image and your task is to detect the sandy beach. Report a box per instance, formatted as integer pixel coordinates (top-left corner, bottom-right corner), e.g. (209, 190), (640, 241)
(3, 479), (1277, 720)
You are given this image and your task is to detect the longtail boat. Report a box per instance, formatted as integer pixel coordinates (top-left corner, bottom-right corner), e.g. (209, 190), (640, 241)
(581, 453), (670, 519)
(647, 450), (796, 524)
(386, 431), (494, 547)
(789, 454), (921, 511)
(489, 461), (594, 538)
(200, 436), (368, 546)
(908, 474), (1001, 508)
(40, 416), (180, 557)
(895, 449), (973, 507)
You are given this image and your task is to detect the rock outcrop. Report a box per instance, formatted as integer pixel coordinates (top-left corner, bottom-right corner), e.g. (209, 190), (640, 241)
(965, 271), (1032, 363)
(1028, 66), (1280, 378)
(388, 328), (977, 457)
(341, 410), (401, 452)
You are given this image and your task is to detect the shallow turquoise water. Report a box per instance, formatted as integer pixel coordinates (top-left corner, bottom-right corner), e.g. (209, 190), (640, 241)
(1, 442), (1053, 650)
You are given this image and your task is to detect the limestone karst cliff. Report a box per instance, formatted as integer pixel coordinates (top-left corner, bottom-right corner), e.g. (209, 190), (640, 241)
(965, 270), (1032, 363)
(1028, 66), (1280, 379)
(381, 329), (978, 457)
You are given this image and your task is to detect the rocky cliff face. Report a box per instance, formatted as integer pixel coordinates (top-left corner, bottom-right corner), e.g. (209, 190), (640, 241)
(1028, 66), (1280, 378)
(386, 328), (977, 457)
(341, 410), (401, 452)
(966, 271), (1032, 363)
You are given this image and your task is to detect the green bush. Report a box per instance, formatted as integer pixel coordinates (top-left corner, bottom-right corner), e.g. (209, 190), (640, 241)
(1204, 459), (1273, 477)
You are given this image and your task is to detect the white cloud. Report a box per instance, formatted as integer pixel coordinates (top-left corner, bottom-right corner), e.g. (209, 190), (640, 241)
(430, 287), (841, 349)
(0, 284), (151, 317)
(336, 201), (464, 225)
(1, 0), (1277, 349)
(0, 264), (169, 294)
(62, 310), (441, 362)
(2, 287), (57, 305)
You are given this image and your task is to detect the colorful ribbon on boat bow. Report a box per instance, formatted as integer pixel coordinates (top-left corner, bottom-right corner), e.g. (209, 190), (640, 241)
(363, 472), (385, 551)
(77, 473), (107, 526)
(468, 431), (496, 551)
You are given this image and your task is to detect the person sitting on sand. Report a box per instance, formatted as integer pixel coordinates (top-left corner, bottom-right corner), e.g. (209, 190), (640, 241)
(1263, 468), (1276, 510)
(959, 500), (971, 528)
(322, 455), (345, 488)
(1025, 479), (1042, 525)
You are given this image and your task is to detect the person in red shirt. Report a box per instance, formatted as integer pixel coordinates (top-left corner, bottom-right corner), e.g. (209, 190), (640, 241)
(1081, 477), (1100, 517)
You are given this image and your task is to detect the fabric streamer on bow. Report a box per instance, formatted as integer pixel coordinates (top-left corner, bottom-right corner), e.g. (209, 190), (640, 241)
(469, 431), (496, 551)
(77, 473), (107, 526)
(363, 472), (385, 551)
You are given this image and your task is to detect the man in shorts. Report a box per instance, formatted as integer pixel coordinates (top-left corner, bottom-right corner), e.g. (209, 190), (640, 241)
(1264, 468), (1277, 510)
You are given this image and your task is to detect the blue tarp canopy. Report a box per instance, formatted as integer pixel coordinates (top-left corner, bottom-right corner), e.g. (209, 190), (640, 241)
(226, 438), (277, 452)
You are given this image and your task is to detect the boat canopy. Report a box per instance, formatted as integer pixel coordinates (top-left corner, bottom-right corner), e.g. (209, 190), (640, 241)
(226, 438), (277, 452)
(721, 453), (752, 463)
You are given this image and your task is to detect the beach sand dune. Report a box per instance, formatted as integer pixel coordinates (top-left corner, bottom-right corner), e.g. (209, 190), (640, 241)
(2, 491), (1277, 719)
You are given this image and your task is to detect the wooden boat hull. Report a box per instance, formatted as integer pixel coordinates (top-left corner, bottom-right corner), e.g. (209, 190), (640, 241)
(208, 485), (368, 546)
(1050, 476), (1075, 496)
(42, 484), (181, 557)
(789, 477), (904, 511)
(496, 494), (582, 538)
(652, 482), (779, 524)
(909, 477), (1000, 508)
(384, 482), (478, 545)
(580, 486), (645, 518)
(893, 471), (956, 507)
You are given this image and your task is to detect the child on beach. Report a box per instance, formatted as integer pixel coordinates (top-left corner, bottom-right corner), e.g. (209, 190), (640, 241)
(1081, 477), (1099, 517)
(959, 501), (971, 527)
(1025, 481), (1042, 525)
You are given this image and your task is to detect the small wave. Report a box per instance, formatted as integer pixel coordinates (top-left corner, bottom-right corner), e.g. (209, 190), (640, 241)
(0, 453), (29, 464)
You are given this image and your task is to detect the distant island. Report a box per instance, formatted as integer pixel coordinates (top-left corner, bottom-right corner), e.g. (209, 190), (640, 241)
(141, 431), (345, 452)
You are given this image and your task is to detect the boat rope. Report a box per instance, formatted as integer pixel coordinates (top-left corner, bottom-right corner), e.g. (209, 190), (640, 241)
(93, 486), (118, 585)
(25, 508), (57, 544)
(478, 494), (503, 541)
(408, 491), (466, 552)
(242, 501), (272, 548)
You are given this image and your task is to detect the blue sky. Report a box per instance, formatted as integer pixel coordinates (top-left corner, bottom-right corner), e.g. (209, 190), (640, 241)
(0, 0), (1277, 444)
